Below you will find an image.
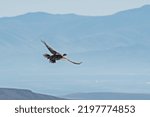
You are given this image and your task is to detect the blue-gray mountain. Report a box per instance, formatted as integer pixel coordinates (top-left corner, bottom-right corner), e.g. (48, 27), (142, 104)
(0, 5), (150, 95)
(0, 88), (64, 100)
(1, 88), (150, 100)
(62, 92), (150, 100)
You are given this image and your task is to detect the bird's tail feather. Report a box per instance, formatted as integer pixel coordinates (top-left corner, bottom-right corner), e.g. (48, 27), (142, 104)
(43, 54), (56, 63)
(43, 54), (51, 59)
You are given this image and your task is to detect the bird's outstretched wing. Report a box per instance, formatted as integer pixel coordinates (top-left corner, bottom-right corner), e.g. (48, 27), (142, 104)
(64, 57), (82, 65)
(41, 40), (59, 55)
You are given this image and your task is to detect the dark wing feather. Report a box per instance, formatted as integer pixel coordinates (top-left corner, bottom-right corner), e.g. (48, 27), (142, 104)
(64, 57), (82, 65)
(41, 40), (58, 55)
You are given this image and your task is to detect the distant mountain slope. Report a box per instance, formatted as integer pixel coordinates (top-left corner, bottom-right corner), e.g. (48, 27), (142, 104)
(63, 92), (150, 100)
(0, 88), (64, 100)
(0, 5), (150, 52)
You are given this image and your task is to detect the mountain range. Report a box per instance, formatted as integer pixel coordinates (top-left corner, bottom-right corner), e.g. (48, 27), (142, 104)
(0, 88), (150, 100)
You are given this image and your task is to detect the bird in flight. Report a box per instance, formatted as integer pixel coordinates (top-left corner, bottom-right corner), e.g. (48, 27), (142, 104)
(41, 40), (82, 65)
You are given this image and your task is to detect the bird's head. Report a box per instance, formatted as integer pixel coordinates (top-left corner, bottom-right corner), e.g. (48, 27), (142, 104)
(63, 53), (67, 56)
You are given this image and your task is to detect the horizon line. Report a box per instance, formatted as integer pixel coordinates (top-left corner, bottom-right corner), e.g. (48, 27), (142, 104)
(0, 4), (149, 18)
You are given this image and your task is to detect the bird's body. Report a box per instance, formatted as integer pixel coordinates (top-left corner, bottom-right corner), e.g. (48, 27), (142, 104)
(44, 54), (63, 63)
(41, 40), (82, 65)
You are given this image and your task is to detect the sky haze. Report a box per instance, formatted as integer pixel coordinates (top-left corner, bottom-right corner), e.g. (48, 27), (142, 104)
(0, 0), (150, 17)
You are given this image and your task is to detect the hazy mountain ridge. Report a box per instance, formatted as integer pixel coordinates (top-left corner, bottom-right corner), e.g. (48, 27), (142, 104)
(1, 87), (150, 100)
(63, 92), (150, 100)
(0, 88), (64, 100)
(0, 5), (150, 57)
(0, 5), (150, 52)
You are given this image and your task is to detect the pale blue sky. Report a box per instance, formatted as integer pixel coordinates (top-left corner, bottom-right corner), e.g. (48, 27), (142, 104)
(0, 0), (150, 16)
